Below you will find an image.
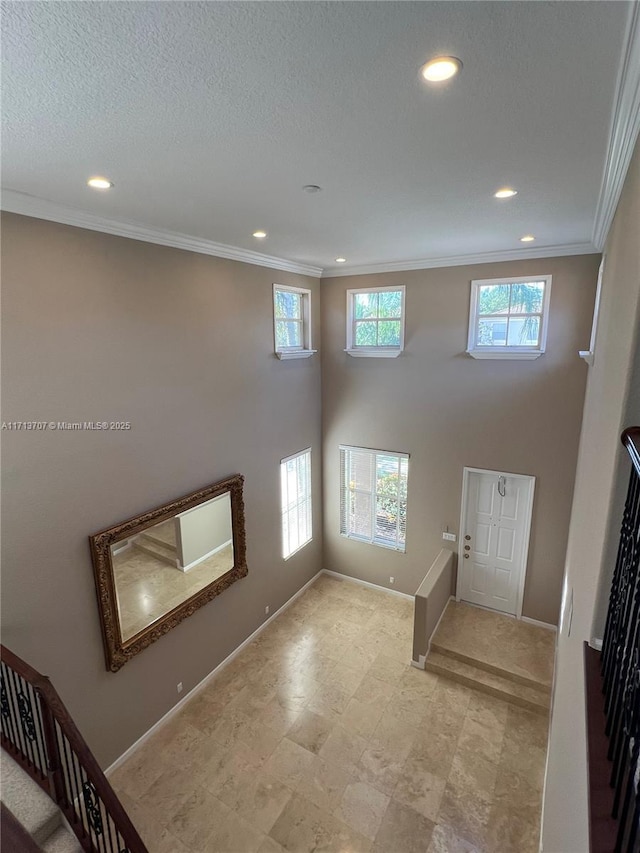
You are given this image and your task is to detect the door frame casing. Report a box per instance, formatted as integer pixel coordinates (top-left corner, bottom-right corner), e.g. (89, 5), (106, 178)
(457, 466), (536, 619)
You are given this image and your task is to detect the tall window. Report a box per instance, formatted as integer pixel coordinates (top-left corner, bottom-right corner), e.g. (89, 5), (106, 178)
(346, 286), (405, 357)
(467, 275), (552, 359)
(273, 284), (315, 359)
(340, 446), (408, 551)
(280, 448), (312, 559)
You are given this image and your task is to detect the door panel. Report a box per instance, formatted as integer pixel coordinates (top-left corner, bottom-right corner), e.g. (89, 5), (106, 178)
(471, 561), (488, 594)
(496, 527), (515, 561)
(475, 522), (491, 555)
(459, 470), (534, 616)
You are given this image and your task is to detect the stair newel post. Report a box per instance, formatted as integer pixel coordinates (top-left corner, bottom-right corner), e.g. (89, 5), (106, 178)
(37, 684), (68, 809)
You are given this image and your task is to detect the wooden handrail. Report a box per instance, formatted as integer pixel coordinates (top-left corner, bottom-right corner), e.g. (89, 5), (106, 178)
(0, 645), (147, 853)
(621, 426), (640, 476)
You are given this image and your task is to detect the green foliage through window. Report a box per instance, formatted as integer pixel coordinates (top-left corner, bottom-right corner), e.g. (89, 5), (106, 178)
(476, 281), (545, 348)
(350, 289), (403, 349)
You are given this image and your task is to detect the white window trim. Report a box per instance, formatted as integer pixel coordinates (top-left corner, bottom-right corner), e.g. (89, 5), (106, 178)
(339, 444), (409, 552)
(579, 255), (605, 366)
(345, 285), (405, 358)
(280, 447), (313, 560)
(273, 284), (317, 360)
(466, 275), (552, 360)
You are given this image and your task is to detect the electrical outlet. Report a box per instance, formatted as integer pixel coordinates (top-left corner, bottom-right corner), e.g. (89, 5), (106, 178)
(177, 682), (183, 694)
(265, 605), (270, 615)
(442, 531), (457, 542)
(389, 576), (395, 584)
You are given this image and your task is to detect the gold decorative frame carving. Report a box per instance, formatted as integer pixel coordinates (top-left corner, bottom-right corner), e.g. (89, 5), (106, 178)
(89, 474), (247, 671)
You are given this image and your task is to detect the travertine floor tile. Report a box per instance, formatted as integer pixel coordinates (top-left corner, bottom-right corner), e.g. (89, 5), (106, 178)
(167, 786), (230, 850)
(319, 724), (368, 769)
(263, 737), (316, 788)
(393, 754), (447, 821)
(269, 793), (372, 853)
(427, 822), (480, 853)
(373, 798), (434, 853)
(109, 576), (552, 853)
(297, 755), (354, 812)
(206, 808), (265, 853)
(234, 771), (293, 833)
(335, 780), (390, 840)
(432, 600), (554, 688)
(437, 782), (493, 851)
(286, 708), (334, 754)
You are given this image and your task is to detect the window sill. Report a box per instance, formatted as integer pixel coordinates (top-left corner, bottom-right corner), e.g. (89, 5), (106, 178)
(579, 350), (595, 365)
(276, 349), (317, 360)
(345, 349), (402, 359)
(466, 350), (543, 360)
(340, 532), (406, 552)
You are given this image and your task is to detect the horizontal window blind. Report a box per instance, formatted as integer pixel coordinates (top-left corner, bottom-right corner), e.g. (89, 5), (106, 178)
(339, 445), (408, 551)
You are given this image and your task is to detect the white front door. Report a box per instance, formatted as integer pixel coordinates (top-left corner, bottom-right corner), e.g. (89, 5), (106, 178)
(458, 468), (535, 616)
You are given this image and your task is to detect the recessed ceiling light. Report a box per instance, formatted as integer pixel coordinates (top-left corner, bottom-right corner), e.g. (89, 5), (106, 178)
(335, 257), (347, 263)
(252, 231), (267, 239)
(420, 56), (462, 83)
(520, 235), (535, 242)
(494, 188), (518, 199)
(87, 177), (113, 190)
(303, 185), (322, 194)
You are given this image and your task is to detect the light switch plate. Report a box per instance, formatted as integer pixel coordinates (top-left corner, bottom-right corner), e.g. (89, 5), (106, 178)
(442, 532), (457, 542)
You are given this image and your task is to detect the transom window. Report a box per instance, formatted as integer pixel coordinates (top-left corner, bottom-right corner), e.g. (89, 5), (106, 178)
(346, 286), (405, 357)
(467, 276), (552, 360)
(273, 284), (315, 359)
(280, 448), (312, 559)
(340, 445), (408, 551)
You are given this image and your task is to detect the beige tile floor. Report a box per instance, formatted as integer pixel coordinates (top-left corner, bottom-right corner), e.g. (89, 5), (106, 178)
(109, 575), (550, 852)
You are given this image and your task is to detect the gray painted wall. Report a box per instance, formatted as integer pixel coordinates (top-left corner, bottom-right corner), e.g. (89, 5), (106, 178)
(1, 210), (599, 770)
(0, 212), (323, 767)
(321, 255), (599, 625)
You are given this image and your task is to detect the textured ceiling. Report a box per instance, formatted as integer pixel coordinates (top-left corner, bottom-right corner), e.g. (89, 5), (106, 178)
(0, 1), (631, 273)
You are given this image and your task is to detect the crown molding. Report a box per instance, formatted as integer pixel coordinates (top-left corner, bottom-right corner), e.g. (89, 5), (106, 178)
(0, 190), (323, 278)
(592, 2), (640, 250)
(1, 190), (599, 281)
(320, 242), (599, 279)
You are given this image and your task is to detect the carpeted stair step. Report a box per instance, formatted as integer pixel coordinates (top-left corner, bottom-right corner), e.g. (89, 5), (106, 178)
(1, 751), (61, 845)
(425, 650), (550, 715)
(42, 824), (84, 852)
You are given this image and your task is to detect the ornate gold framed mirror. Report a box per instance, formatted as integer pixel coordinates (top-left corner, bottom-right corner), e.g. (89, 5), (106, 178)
(89, 474), (247, 671)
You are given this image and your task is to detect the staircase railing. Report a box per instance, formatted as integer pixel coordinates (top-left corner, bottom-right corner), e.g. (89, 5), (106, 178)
(591, 427), (640, 852)
(0, 645), (147, 853)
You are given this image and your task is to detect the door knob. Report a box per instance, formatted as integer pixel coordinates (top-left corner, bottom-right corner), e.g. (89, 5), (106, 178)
(463, 554), (469, 559)
(464, 545), (470, 551)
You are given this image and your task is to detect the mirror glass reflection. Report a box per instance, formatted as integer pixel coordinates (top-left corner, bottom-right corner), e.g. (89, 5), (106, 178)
(111, 493), (234, 641)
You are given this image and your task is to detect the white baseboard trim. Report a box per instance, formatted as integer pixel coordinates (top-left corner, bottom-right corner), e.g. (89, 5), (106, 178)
(105, 568), (323, 776)
(411, 655), (426, 670)
(322, 569), (415, 601)
(521, 615), (558, 632)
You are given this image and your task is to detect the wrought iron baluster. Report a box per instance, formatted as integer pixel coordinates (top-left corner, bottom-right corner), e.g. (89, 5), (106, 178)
(1, 666), (21, 753)
(9, 669), (34, 766)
